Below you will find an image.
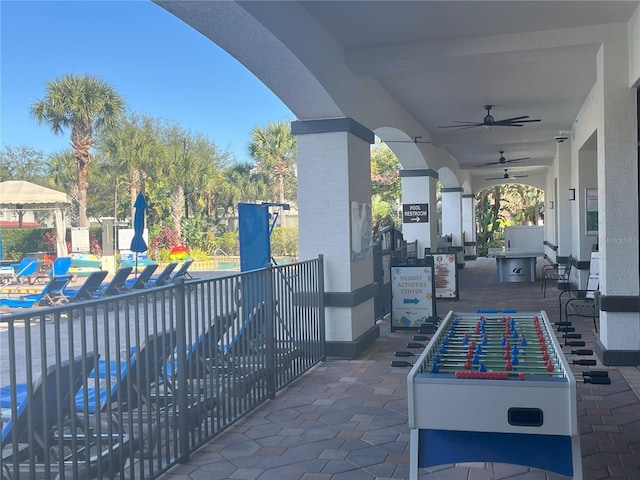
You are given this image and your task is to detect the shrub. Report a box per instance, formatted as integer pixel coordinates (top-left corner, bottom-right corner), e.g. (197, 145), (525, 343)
(270, 227), (299, 257)
(211, 232), (239, 256)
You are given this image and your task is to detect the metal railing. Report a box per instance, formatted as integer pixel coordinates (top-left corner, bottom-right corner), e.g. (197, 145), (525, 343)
(0, 257), (325, 479)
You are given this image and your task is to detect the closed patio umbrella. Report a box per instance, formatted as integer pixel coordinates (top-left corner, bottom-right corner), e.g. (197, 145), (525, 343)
(130, 193), (148, 275)
(54, 203), (68, 257)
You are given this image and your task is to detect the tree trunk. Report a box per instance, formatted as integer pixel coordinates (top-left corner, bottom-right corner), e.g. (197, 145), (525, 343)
(76, 157), (89, 227)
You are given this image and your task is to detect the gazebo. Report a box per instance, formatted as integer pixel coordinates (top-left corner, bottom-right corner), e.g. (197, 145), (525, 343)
(0, 180), (70, 258)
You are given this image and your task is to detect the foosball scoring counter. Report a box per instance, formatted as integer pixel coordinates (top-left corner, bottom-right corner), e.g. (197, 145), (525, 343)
(407, 310), (582, 480)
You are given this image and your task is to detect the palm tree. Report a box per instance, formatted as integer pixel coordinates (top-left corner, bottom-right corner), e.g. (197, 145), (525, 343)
(31, 74), (125, 226)
(248, 121), (296, 210)
(100, 113), (160, 220)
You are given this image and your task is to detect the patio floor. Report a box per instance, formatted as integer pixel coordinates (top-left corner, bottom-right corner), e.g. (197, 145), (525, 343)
(160, 256), (640, 480)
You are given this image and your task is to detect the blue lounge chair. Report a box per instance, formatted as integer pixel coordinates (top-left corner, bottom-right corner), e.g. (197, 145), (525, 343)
(123, 264), (158, 290)
(94, 267), (133, 297)
(1, 352), (137, 478)
(1, 353), (96, 460)
(0, 275), (72, 308)
(169, 259), (194, 281)
(32, 257), (72, 284)
(75, 330), (176, 414)
(147, 262), (178, 287)
(2, 257), (41, 285)
(62, 270), (109, 302)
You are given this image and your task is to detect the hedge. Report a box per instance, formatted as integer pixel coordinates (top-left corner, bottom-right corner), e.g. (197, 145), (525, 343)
(1, 227), (102, 261)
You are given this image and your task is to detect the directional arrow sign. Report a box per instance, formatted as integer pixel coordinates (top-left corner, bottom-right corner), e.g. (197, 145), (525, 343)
(404, 298), (419, 304)
(402, 203), (428, 223)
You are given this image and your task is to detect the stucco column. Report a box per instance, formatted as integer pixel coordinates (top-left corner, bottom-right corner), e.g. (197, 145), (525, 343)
(462, 193), (477, 259)
(441, 187), (464, 265)
(292, 118), (378, 358)
(556, 139), (573, 261)
(399, 169), (438, 256)
(594, 38), (640, 366)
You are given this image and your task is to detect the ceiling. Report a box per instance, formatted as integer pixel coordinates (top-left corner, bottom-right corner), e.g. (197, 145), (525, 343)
(299, 0), (638, 181)
(158, 1), (639, 184)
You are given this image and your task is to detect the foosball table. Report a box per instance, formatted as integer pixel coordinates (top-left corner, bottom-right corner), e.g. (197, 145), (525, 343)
(407, 310), (582, 479)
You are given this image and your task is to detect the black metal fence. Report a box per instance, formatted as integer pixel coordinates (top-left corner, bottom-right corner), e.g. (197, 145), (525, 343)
(0, 258), (325, 479)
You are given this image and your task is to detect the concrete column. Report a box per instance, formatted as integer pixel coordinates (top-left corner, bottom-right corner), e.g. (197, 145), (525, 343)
(399, 169), (438, 256)
(556, 139), (573, 261)
(292, 118), (378, 358)
(441, 188), (464, 265)
(594, 37), (640, 366)
(462, 194), (477, 259)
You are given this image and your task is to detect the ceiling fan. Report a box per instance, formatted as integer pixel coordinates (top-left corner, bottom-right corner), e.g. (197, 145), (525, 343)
(439, 105), (541, 130)
(474, 150), (530, 168)
(485, 168), (528, 181)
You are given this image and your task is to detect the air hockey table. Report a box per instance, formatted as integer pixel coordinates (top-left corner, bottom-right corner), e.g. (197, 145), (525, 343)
(407, 310), (581, 479)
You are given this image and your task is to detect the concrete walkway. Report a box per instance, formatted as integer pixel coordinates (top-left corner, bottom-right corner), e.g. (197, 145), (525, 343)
(160, 257), (640, 480)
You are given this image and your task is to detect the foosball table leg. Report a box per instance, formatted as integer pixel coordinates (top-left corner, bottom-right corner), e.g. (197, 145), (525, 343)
(409, 429), (419, 480)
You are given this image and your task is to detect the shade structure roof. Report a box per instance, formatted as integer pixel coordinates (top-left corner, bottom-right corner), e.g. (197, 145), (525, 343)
(0, 180), (70, 207)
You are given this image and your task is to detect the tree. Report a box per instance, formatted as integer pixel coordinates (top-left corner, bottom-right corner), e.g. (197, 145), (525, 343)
(31, 74), (125, 227)
(49, 149), (81, 226)
(248, 120), (296, 211)
(502, 184), (544, 225)
(99, 113), (161, 220)
(371, 143), (401, 205)
(0, 145), (49, 183)
(216, 163), (269, 220)
(371, 142), (401, 231)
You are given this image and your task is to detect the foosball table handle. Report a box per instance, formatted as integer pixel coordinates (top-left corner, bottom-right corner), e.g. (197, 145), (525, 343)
(573, 359), (597, 366)
(391, 360), (413, 368)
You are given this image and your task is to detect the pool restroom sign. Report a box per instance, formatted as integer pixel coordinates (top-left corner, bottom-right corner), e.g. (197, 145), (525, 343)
(402, 203), (429, 223)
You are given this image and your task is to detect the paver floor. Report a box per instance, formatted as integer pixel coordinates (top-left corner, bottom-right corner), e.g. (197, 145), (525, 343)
(160, 257), (640, 480)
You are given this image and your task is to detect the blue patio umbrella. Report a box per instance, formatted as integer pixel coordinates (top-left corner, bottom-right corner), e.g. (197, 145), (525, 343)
(130, 193), (148, 275)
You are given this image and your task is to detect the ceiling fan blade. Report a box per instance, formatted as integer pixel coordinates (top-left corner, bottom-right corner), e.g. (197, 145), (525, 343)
(497, 118), (541, 125)
(473, 156), (530, 168)
(495, 115), (530, 122)
(503, 157), (530, 164)
(512, 174), (529, 178)
(438, 122), (483, 129)
(484, 176), (504, 180)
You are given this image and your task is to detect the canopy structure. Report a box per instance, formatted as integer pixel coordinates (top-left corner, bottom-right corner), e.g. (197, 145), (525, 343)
(0, 180), (70, 206)
(0, 180), (71, 257)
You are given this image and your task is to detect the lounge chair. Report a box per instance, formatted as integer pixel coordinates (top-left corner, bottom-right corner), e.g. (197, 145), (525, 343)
(76, 330), (177, 414)
(32, 257), (72, 284)
(123, 264), (158, 291)
(147, 262), (178, 287)
(169, 259), (194, 282)
(62, 270), (109, 302)
(0, 275), (72, 308)
(1, 352), (137, 478)
(94, 267), (133, 297)
(1, 258), (41, 285)
(1, 353), (96, 462)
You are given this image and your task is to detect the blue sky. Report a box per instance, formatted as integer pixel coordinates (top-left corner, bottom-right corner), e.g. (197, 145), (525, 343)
(0, 0), (294, 164)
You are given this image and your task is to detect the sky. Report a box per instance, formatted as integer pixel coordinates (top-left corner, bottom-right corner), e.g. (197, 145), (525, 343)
(0, 0), (294, 164)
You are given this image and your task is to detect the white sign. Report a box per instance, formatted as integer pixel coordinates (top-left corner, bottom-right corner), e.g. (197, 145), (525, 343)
(391, 266), (434, 328)
(71, 227), (90, 253)
(433, 254), (457, 298)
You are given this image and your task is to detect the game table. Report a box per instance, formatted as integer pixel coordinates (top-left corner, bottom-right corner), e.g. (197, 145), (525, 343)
(487, 248), (544, 283)
(407, 310), (581, 479)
